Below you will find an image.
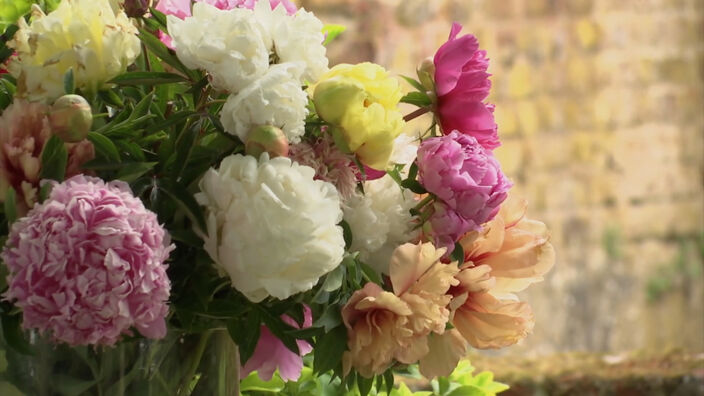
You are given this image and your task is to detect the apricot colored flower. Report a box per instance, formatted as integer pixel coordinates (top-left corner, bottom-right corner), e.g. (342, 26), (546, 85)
(449, 196), (555, 349)
(342, 242), (458, 378)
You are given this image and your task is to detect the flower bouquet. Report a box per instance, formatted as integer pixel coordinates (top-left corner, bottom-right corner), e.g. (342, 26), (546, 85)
(0, 0), (555, 395)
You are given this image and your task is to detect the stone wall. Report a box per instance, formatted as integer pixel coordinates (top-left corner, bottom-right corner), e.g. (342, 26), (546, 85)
(300, 0), (704, 354)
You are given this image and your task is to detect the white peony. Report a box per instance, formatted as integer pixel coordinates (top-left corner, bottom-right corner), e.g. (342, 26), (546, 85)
(167, 3), (269, 92)
(343, 174), (418, 275)
(220, 62), (308, 143)
(196, 153), (345, 302)
(8, 0), (140, 102)
(253, 1), (329, 84)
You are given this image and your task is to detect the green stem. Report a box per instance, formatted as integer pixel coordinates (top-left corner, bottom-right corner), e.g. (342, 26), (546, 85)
(178, 329), (213, 396)
(412, 194), (434, 213)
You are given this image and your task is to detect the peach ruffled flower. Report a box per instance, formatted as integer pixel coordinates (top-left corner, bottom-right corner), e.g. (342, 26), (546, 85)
(450, 196), (555, 349)
(341, 242), (459, 378)
(0, 100), (95, 215)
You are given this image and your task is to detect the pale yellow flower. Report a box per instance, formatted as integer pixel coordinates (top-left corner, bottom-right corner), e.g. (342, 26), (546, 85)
(8, 0), (140, 101)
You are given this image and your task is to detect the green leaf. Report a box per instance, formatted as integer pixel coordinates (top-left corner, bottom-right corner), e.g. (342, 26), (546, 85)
(313, 307), (342, 332)
(87, 132), (121, 163)
(357, 375), (373, 396)
(138, 28), (197, 80)
(450, 242), (464, 264)
(322, 264), (345, 292)
(400, 91), (431, 107)
(148, 7), (168, 28)
(97, 89), (125, 108)
(4, 187), (16, 225)
(383, 370), (394, 394)
(115, 162), (157, 183)
(109, 71), (188, 86)
(359, 261), (382, 286)
(313, 325), (347, 373)
(239, 371), (285, 393)
(445, 385), (485, 396)
(227, 310), (261, 365)
(53, 374), (96, 396)
(173, 120), (200, 180)
(400, 75), (426, 92)
(39, 135), (68, 181)
(0, 313), (34, 355)
(400, 179), (427, 194)
(63, 68), (74, 95)
(255, 305), (300, 355)
(340, 219), (353, 250)
(322, 24), (346, 46)
(159, 183), (208, 234)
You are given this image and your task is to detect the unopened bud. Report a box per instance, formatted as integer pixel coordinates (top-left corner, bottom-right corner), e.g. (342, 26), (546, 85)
(245, 125), (289, 159)
(124, 0), (151, 18)
(49, 94), (92, 143)
(417, 56), (435, 91)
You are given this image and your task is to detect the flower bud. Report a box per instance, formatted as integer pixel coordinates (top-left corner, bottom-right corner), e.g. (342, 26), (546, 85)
(49, 94), (93, 143)
(417, 56), (435, 91)
(123, 0), (151, 18)
(245, 125), (289, 159)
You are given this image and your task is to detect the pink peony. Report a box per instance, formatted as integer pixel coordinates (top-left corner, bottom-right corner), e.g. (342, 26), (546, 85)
(241, 306), (313, 381)
(289, 134), (360, 200)
(417, 131), (511, 251)
(1, 175), (174, 346)
(0, 100), (94, 216)
(434, 23), (499, 150)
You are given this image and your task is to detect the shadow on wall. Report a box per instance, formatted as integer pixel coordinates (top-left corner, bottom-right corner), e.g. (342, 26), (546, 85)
(300, 0), (704, 354)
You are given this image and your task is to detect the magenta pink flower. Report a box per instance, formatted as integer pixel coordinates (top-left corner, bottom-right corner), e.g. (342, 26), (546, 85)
(1, 175), (174, 346)
(241, 306), (313, 381)
(434, 23), (499, 150)
(417, 131), (511, 251)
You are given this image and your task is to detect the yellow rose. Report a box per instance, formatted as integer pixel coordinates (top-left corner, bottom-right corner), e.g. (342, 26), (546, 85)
(8, 0), (141, 102)
(312, 63), (404, 170)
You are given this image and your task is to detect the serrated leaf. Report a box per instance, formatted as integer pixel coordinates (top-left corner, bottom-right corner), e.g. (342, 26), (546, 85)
(109, 71), (187, 86)
(313, 325), (347, 373)
(322, 24), (346, 46)
(400, 91), (431, 107)
(87, 132), (121, 163)
(39, 135), (68, 181)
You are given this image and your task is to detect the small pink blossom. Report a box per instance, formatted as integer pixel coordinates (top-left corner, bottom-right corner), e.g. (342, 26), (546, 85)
(2, 175), (174, 346)
(241, 306), (313, 381)
(289, 134), (360, 200)
(417, 131), (511, 251)
(434, 23), (499, 150)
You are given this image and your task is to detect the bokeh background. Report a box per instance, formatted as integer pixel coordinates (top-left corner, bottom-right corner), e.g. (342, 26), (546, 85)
(301, 0), (704, 365)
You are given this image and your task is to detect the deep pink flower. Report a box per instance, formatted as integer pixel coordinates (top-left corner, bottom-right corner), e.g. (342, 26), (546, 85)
(2, 175), (174, 346)
(241, 306), (313, 381)
(434, 23), (499, 150)
(417, 131), (511, 251)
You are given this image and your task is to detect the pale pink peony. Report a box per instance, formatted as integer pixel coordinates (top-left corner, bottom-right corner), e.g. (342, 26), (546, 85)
(2, 175), (174, 346)
(0, 100), (94, 216)
(155, 0), (297, 46)
(289, 134), (360, 200)
(241, 306), (313, 382)
(417, 131), (511, 251)
(434, 23), (499, 150)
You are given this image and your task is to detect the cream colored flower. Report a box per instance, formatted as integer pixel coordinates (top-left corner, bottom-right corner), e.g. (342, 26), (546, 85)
(252, 1), (328, 83)
(220, 62), (308, 144)
(168, 2), (269, 92)
(343, 174), (417, 274)
(8, 0), (140, 102)
(195, 153), (345, 302)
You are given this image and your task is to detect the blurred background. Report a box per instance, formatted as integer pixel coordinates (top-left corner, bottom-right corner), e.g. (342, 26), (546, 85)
(300, 0), (704, 392)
